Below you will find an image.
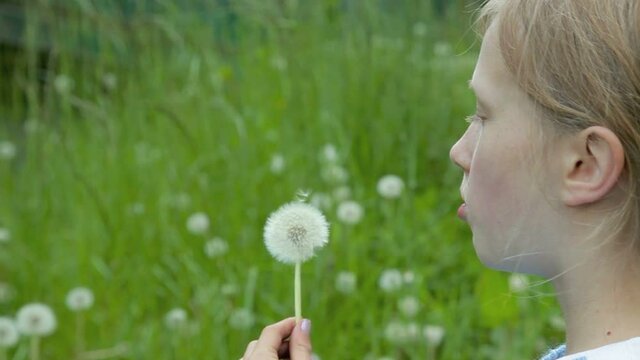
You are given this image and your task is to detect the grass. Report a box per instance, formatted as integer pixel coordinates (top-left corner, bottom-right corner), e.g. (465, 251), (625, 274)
(0, 1), (563, 359)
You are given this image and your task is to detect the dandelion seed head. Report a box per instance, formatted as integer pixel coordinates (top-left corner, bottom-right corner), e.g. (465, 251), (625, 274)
(53, 74), (73, 94)
(310, 192), (332, 211)
(0, 282), (15, 304)
(322, 164), (349, 184)
(434, 41), (452, 57)
(412, 22), (428, 37)
(264, 202), (329, 264)
(398, 296), (420, 317)
(270, 153), (286, 174)
(335, 271), (357, 294)
(102, 73), (118, 91)
(332, 186), (351, 202)
(403, 271), (415, 284)
(0, 141), (16, 160)
(378, 269), (403, 293)
(204, 237), (229, 258)
(0, 228), (10, 243)
(319, 144), (338, 163)
(66, 287), (94, 312)
(186, 212), (210, 235)
(0, 317), (19, 348)
(165, 308), (188, 329)
(336, 201), (363, 225)
(229, 308), (255, 330)
(16, 303), (57, 337)
(423, 324), (445, 346)
(377, 175), (405, 199)
(384, 320), (410, 344)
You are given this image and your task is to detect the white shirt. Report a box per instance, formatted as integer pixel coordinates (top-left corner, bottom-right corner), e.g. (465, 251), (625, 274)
(554, 337), (640, 360)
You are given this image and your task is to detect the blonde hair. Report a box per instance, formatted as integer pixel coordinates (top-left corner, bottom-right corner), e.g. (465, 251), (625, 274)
(476, 0), (640, 245)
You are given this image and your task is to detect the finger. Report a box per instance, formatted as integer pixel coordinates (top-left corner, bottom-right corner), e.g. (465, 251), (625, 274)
(277, 340), (290, 358)
(288, 319), (312, 359)
(254, 317), (297, 351)
(242, 340), (258, 359)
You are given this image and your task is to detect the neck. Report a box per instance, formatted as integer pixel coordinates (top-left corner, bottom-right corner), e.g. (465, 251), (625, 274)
(552, 246), (640, 355)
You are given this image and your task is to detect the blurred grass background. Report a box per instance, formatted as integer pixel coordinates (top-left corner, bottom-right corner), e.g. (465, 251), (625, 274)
(0, 0), (564, 359)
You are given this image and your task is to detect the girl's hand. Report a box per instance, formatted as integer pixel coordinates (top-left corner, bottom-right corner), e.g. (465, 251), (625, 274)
(241, 317), (312, 360)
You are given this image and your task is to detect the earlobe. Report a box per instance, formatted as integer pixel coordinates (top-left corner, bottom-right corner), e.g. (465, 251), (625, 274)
(562, 126), (625, 207)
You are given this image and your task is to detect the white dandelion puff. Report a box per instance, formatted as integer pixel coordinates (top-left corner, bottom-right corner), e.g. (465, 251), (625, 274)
(16, 303), (57, 337)
(412, 22), (428, 38)
(228, 308), (255, 330)
(384, 321), (410, 344)
(164, 308), (188, 330)
(53, 74), (74, 94)
(335, 271), (357, 294)
(434, 41), (452, 57)
(0, 141), (16, 160)
(0, 228), (10, 243)
(270, 153), (286, 174)
(319, 144), (339, 163)
(310, 192), (332, 211)
(270, 55), (288, 72)
(102, 73), (118, 91)
(66, 287), (94, 312)
(0, 282), (15, 304)
(332, 186), (351, 202)
(264, 202), (329, 264)
(377, 175), (405, 199)
(204, 237), (229, 258)
(322, 164), (349, 184)
(509, 273), (529, 293)
(378, 269), (403, 293)
(398, 296), (420, 318)
(0, 317), (19, 348)
(221, 283), (239, 296)
(403, 271), (415, 284)
(337, 200), (364, 225)
(186, 212), (210, 235)
(423, 325), (445, 347)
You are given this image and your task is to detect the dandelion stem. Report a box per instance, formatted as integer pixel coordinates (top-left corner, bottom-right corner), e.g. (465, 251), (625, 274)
(294, 261), (302, 325)
(75, 312), (85, 356)
(30, 336), (40, 360)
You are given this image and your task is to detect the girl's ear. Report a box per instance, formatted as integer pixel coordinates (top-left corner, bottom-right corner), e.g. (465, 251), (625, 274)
(561, 126), (625, 207)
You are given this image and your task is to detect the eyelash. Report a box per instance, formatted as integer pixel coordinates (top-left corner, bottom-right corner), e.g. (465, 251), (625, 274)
(464, 114), (484, 124)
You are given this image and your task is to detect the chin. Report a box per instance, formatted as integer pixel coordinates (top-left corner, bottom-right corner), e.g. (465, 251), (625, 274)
(472, 237), (549, 276)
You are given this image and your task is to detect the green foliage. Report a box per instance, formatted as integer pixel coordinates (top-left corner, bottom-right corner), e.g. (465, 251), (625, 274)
(0, 1), (563, 359)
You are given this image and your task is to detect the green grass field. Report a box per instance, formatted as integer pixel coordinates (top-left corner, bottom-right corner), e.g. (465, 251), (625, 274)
(0, 1), (564, 359)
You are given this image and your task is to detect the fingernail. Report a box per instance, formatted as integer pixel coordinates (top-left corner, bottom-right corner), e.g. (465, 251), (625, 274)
(301, 319), (311, 334)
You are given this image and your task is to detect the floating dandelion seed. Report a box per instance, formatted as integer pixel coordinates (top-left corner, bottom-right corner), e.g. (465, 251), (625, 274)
(0, 317), (19, 348)
(378, 269), (403, 293)
(16, 303), (57, 337)
(0, 228), (10, 243)
(204, 237), (229, 258)
(337, 201), (364, 225)
(186, 212), (210, 235)
(66, 287), (94, 312)
(335, 271), (357, 294)
(270, 153), (286, 174)
(398, 296), (420, 318)
(423, 325), (445, 346)
(0, 141), (16, 160)
(509, 273), (529, 293)
(228, 308), (255, 330)
(377, 175), (405, 199)
(264, 201), (329, 323)
(164, 308), (188, 330)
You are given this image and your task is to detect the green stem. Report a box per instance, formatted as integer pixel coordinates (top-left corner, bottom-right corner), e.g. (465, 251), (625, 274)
(30, 336), (40, 360)
(294, 261), (301, 324)
(76, 312), (85, 357)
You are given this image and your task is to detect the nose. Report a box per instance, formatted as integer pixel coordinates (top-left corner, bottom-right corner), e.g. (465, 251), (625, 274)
(449, 127), (473, 173)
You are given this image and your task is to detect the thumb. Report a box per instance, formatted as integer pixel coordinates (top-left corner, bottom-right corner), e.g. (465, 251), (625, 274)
(289, 319), (313, 359)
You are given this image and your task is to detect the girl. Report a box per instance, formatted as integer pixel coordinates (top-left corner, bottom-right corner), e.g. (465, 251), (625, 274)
(241, 1), (640, 359)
